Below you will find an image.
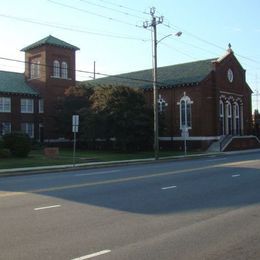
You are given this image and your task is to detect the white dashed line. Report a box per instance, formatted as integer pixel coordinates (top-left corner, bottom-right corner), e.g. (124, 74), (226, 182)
(71, 250), (111, 260)
(232, 174), (240, 178)
(34, 205), (61, 211)
(161, 185), (177, 190)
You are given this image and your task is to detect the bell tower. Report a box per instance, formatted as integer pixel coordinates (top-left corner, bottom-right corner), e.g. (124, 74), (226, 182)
(21, 35), (80, 139)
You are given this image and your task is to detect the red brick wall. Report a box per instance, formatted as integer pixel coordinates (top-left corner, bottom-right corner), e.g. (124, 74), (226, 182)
(214, 53), (252, 134)
(0, 94), (40, 138)
(144, 52), (252, 142)
(24, 45), (77, 139)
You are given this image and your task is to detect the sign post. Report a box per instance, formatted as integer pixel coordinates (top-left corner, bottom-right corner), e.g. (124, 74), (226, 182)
(181, 126), (189, 156)
(72, 115), (79, 167)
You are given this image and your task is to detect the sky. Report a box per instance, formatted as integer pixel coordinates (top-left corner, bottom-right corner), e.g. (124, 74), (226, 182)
(0, 0), (260, 111)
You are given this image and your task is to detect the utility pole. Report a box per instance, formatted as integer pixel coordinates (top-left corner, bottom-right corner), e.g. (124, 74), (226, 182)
(143, 7), (163, 160)
(93, 61), (96, 80)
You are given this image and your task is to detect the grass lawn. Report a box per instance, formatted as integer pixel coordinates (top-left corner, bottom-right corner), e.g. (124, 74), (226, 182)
(0, 148), (189, 170)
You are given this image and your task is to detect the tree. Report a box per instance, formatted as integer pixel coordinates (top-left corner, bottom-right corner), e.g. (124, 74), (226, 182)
(253, 109), (260, 137)
(53, 84), (93, 139)
(80, 85), (154, 151)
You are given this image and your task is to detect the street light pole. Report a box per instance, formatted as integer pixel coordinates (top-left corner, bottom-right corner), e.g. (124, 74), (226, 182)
(152, 14), (160, 160)
(144, 7), (163, 160)
(144, 8), (182, 160)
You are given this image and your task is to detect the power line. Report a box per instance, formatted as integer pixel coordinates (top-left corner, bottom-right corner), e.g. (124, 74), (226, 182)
(160, 42), (197, 60)
(0, 56), (167, 87)
(48, 0), (143, 29)
(79, 0), (146, 20)
(0, 13), (147, 41)
(163, 23), (260, 65)
(94, 0), (150, 16)
(3, 2), (257, 70)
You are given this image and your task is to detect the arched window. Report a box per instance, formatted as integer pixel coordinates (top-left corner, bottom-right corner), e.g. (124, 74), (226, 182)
(36, 60), (40, 77)
(30, 59), (40, 79)
(219, 100), (224, 135)
(226, 101), (232, 134)
(234, 102), (240, 135)
(61, 61), (68, 79)
(179, 94), (193, 130)
(30, 63), (35, 79)
(53, 60), (60, 78)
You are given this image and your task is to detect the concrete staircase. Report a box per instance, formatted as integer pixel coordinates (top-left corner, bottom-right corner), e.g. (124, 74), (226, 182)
(207, 135), (260, 152)
(207, 135), (233, 152)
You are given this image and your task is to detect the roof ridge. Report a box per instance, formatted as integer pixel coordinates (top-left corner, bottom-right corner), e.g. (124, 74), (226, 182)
(87, 58), (215, 88)
(0, 70), (24, 75)
(21, 35), (80, 52)
(109, 58), (217, 77)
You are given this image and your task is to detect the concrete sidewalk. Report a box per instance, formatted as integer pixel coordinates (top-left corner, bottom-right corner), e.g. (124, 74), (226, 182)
(0, 149), (259, 177)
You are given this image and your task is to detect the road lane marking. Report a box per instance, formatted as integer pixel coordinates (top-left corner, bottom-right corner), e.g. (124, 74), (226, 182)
(75, 170), (120, 177)
(71, 250), (111, 260)
(161, 185), (177, 190)
(0, 162), (247, 198)
(34, 205), (61, 211)
(232, 174), (240, 178)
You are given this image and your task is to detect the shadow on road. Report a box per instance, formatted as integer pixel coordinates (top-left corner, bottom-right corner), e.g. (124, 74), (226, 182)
(1, 156), (260, 215)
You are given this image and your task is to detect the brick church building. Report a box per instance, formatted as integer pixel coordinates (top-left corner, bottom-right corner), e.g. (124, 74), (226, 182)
(0, 35), (258, 150)
(91, 45), (258, 150)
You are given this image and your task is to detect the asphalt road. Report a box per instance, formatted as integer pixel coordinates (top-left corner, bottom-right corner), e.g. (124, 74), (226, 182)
(0, 152), (260, 260)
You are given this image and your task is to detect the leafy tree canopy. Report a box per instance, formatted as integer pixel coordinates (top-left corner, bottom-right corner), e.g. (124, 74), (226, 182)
(81, 85), (153, 151)
(53, 83), (154, 151)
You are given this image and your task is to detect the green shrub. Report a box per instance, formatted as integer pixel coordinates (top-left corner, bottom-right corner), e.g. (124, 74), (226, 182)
(3, 132), (31, 158)
(0, 148), (11, 158)
(0, 137), (4, 149)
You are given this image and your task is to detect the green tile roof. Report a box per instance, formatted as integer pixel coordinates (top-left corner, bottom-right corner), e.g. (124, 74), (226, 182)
(0, 70), (39, 95)
(87, 58), (216, 89)
(21, 35), (80, 52)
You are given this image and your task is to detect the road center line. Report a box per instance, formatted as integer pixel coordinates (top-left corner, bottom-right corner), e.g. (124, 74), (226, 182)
(161, 185), (177, 190)
(0, 165), (219, 198)
(232, 174), (240, 178)
(75, 170), (120, 177)
(71, 249), (111, 260)
(34, 204), (61, 211)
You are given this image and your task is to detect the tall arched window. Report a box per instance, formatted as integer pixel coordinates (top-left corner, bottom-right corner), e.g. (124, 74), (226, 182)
(30, 59), (40, 79)
(234, 102), (240, 135)
(226, 101), (232, 134)
(179, 94), (193, 130)
(219, 100), (224, 135)
(61, 61), (68, 79)
(30, 63), (35, 79)
(53, 60), (60, 78)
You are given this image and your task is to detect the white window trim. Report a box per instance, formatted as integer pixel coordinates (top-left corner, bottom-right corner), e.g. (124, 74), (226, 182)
(1, 122), (11, 135)
(61, 61), (68, 79)
(21, 123), (34, 138)
(38, 99), (44, 113)
(30, 59), (40, 79)
(178, 94), (193, 130)
(219, 100), (225, 135)
(21, 98), (34, 114)
(53, 60), (60, 78)
(0, 97), (11, 113)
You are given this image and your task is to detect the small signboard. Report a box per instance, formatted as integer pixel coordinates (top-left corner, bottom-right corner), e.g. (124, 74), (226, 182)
(181, 127), (189, 138)
(72, 115), (79, 133)
(72, 125), (79, 133)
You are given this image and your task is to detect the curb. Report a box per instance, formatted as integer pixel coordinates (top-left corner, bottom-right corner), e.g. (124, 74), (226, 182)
(0, 149), (259, 178)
